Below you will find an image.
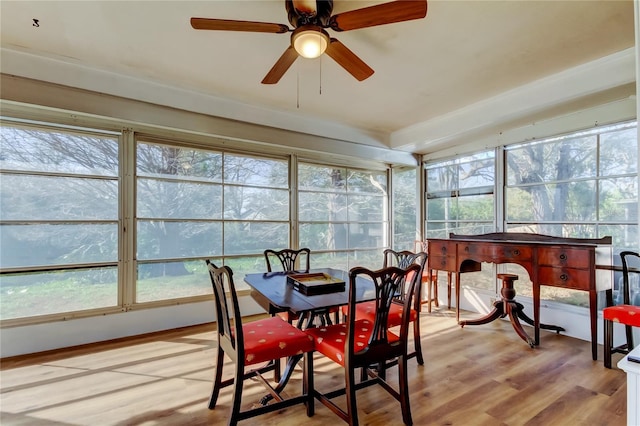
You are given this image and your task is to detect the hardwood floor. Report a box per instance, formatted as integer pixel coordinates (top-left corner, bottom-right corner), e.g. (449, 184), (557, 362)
(0, 309), (628, 425)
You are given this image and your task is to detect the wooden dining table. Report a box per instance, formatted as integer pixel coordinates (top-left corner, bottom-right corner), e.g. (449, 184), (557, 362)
(243, 267), (376, 403)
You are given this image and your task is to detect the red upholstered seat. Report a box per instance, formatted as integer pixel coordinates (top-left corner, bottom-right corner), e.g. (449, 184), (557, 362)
(242, 316), (314, 365)
(347, 300), (417, 327)
(603, 305), (640, 327)
(306, 319), (400, 366)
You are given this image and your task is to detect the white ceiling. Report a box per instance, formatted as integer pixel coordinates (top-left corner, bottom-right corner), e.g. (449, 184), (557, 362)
(0, 1), (636, 155)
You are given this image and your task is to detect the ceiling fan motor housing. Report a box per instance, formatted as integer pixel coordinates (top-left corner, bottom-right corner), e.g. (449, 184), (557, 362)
(286, 0), (334, 28)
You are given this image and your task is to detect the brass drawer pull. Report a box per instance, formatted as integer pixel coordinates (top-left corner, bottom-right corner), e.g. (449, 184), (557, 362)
(559, 253), (567, 261)
(560, 273), (568, 281)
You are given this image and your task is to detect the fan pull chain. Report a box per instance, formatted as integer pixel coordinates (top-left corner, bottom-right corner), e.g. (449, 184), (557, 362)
(296, 64), (300, 109)
(319, 56), (322, 95)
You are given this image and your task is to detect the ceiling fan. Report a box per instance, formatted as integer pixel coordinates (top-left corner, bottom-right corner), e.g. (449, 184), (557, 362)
(190, 0), (428, 84)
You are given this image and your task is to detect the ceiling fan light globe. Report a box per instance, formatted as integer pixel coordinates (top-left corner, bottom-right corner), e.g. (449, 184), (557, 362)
(293, 28), (329, 59)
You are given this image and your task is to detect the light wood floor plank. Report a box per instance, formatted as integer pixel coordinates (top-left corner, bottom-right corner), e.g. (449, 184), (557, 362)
(0, 310), (628, 425)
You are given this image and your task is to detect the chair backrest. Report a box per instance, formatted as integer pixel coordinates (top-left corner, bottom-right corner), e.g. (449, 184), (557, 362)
(620, 251), (640, 306)
(346, 264), (421, 367)
(264, 248), (311, 272)
(383, 249), (427, 310)
(206, 260), (242, 361)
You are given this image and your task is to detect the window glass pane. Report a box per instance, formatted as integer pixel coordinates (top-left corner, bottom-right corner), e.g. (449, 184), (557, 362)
(347, 169), (386, 193)
(299, 164), (346, 192)
(599, 177), (638, 222)
(506, 136), (597, 185)
(0, 267), (118, 320)
(349, 223), (384, 249)
(1, 125), (119, 176)
(1, 175), (117, 221)
(392, 167), (417, 251)
(457, 194), (494, 220)
(300, 223), (348, 250)
(299, 192), (348, 221)
(427, 165), (457, 192)
(1, 224), (118, 268)
(137, 221), (222, 260)
(137, 142), (222, 181)
(224, 186), (288, 221)
(224, 154), (288, 187)
(137, 260), (211, 303)
(459, 159), (494, 189)
(427, 197), (456, 221)
(348, 194), (385, 221)
(348, 249), (383, 270)
(599, 224), (639, 251)
(224, 222), (289, 255)
(311, 251), (349, 270)
(506, 182), (596, 222)
(137, 179), (222, 219)
(600, 127), (638, 176)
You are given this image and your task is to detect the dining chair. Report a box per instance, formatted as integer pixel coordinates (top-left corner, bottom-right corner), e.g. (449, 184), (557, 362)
(206, 260), (315, 425)
(264, 247), (311, 273)
(306, 264), (421, 426)
(603, 251), (640, 368)
(263, 247), (312, 378)
(343, 249), (427, 365)
(265, 247), (340, 327)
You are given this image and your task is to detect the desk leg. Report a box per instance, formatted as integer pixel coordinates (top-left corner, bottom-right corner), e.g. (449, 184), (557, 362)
(459, 274), (564, 348)
(455, 272), (461, 323)
(533, 281), (541, 346)
(590, 290), (598, 361)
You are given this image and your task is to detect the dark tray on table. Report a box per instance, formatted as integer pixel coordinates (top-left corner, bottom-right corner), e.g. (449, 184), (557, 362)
(286, 272), (345, 296)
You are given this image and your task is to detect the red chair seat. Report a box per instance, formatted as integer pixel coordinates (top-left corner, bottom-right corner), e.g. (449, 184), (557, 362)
(343, 301), (417, 328)
(243, 316), (314, 366)
(603, 305), (640, 327)
(306, 319), (400, 366)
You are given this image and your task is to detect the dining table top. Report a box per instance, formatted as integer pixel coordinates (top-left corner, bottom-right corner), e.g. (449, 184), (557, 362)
(244, 267), (377, 316)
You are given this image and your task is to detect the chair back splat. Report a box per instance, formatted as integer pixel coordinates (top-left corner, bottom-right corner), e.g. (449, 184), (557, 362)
(306, 264), (421, 425)
(603, 251), (640, 368)
(206, 260), (314, 425)
(264, 248), (311, 272)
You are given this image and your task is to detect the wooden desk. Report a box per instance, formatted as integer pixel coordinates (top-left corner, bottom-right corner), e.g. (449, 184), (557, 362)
(427, 232), (612, 360)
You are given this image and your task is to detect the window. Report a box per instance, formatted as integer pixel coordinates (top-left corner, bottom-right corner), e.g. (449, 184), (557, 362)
(505, 122), (638, 306)
(1, 122), (120, 320)
(298, 163), (388, 270)
(425, 151), (496, 238)
(424, 151), (496, 291)
(392, 167), (417, 251)
(136, 141), (290, 301)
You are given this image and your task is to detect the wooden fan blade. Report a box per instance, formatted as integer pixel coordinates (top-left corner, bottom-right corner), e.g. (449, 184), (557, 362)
(329, 0), (427, 32)
(324, 38), (374, 81)
(191, 17), (289, 34)
(262, 46), (299, 84)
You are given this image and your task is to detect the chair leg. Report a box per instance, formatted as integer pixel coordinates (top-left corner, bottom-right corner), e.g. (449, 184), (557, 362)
(209, 348), (226, 409)
(345, 364), (359, 426)
(413, 318), (424, 365)
(229, 362), (244, 426)
(274, 358), (282, 382)
(304, 351), (315, 417)
(625, 324), (634, 353)
(604, 318), (613, 369)
(398, 355), (413, 426)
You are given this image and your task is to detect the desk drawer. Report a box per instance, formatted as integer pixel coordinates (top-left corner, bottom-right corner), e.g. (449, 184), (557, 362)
(538, 247), (591, 269)
(538, 266), (591, 291)
(429, 254), (456, 272)
(459, 243), (532, 263)
(429, 240), (455, 256)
